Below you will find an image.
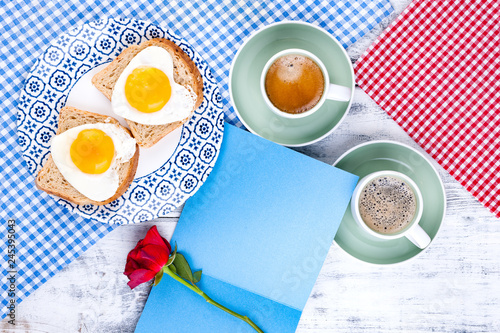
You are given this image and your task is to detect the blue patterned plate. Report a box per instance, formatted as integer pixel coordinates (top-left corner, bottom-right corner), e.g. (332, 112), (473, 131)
(17, 18), (224, 224)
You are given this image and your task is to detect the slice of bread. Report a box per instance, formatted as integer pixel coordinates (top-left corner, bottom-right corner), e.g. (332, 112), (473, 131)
(92, 38), (203, 148)
(35, 106), (140, 206)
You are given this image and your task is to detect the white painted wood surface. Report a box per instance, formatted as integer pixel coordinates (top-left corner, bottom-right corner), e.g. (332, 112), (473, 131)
(3, 1), (500, 331)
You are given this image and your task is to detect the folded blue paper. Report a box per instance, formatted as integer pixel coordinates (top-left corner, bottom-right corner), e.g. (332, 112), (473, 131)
(135, 124), (358, 332)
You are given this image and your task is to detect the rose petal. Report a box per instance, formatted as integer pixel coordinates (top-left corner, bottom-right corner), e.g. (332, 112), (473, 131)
(161, 236), (172, 253)
(135, 244), (169, 271)
(124, 257), (140, 276)
(127, 268), (157, 289)
(143, 226), (171, 253)
(126, 247), (141, 261)
(124, 226), (172, 289)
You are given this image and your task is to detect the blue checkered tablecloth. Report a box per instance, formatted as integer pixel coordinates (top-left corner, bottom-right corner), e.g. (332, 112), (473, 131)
(0, 0), (393, 320)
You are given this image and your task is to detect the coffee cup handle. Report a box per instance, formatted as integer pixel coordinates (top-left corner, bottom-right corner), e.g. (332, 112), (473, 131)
(405, 224), (431, 249)
(326, 83), (351, 102)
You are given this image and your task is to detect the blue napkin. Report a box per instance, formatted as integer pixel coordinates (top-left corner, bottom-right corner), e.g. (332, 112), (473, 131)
(0, 0), (392, 319)
(135, 124), (358, 332)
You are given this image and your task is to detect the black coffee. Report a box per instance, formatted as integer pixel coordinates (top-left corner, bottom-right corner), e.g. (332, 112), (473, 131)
(358, 176), (417, 234)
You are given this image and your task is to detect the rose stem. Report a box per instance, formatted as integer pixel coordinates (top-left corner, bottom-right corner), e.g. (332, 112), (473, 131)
(163, 266), (264, 333)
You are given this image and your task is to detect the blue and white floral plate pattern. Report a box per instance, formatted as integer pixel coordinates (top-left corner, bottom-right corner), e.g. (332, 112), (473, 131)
(17, 18), (224, 224)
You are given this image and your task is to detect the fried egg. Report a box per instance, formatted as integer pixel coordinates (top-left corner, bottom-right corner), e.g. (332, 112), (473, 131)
(111, 46), (197, 125)
(51, 123), (137, 202)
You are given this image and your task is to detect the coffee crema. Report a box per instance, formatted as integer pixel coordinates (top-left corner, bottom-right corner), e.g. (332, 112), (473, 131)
(358, 176), (417, 234)
(264, 54), (324, 114)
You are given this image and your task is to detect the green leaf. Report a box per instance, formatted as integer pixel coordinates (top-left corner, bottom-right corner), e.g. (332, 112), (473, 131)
(153, 269), (163, 286)
(166, 243), (178, 266)
(163, 265), (177, 274)
(193, 270), (202, 284)
(172, 253), (193, 283)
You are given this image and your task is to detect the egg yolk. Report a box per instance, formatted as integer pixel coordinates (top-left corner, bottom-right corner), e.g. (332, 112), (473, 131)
(70, 129), (115, 174)
(125, 66), (172, 113)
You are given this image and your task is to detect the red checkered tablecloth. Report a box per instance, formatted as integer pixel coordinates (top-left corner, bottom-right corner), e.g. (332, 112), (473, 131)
(354, 0), (500, 218)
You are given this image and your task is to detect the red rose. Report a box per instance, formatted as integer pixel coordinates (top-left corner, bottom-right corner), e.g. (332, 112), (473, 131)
(124, 225), (263, 332)
(124, 225), (171, 289)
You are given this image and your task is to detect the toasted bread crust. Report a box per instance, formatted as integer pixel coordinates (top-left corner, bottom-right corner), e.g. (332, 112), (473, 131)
(91, 38), (203, 148)
(55, 106), (120, 134)
(35, 106), (140, 206)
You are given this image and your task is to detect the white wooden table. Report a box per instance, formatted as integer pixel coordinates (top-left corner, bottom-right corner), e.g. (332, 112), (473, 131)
(3, 1), (500, 331)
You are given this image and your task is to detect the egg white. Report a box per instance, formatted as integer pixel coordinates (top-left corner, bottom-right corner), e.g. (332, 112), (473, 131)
(111, 46), (197, 125)
(51, 123), (137, 202)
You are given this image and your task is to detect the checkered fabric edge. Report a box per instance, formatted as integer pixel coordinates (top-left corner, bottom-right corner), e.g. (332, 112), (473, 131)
(0, 0), (393, 320)
(354, 0), (500, 218)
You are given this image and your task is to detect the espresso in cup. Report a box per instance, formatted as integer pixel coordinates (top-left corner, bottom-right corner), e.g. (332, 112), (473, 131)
(260, 49), (351, 119)
(358, 175), (417, 235)
(351, 171), (430, 249)
(264, 54), (324, 114)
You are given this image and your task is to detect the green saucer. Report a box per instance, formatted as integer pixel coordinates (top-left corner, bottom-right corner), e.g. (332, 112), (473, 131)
(333, 141), (446, 265)
(229, 21), (354, 146)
